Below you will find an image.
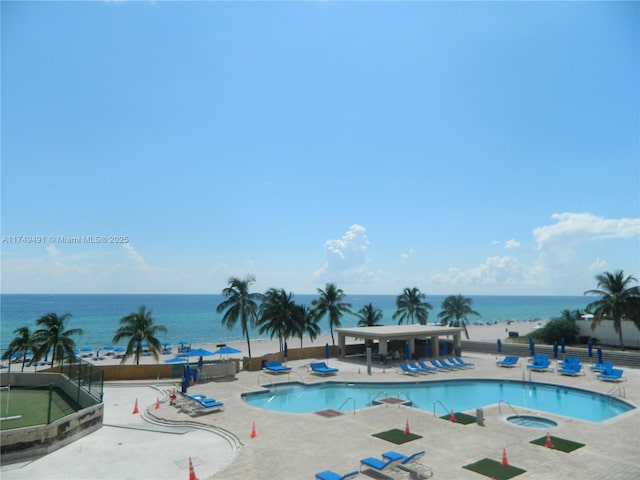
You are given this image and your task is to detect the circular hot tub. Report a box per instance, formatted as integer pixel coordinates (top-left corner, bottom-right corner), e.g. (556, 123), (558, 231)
(507, 415), (558, 429)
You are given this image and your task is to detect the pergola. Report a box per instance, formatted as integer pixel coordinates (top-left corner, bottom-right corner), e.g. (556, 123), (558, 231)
(336, 324), (463, 359)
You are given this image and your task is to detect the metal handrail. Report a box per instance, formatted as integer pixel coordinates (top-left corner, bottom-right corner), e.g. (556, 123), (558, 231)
(433, 400), (449, 417)
(372, 391), (389, 406)
(257, 374), (276, 392)
(606, 384), (626, 398)
(498, 399), (519, 416)
(397, 391), (413, 406)
(338, 397), (356, 415)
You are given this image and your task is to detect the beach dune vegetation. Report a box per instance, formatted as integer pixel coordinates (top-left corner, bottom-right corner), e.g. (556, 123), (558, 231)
(585, 270), (640, 349)
(112, 306), (167, 365)
(217, 275), (263, 360)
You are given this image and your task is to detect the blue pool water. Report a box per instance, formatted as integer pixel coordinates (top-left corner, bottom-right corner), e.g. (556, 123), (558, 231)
(242, 379), (634, 422)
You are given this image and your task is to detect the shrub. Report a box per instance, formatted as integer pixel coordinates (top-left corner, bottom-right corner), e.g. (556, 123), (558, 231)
(532, 319), (579, 345)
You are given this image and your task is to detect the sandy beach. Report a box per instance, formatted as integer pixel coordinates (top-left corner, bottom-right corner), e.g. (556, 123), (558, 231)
(89, 320), (547, 367)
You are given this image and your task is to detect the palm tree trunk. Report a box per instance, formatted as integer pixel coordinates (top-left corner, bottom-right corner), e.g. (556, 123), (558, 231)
(245, 334), (252, 360)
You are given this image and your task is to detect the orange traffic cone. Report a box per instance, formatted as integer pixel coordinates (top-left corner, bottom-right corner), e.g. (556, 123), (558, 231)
(306, 364), (310, 373)
(188, 457), (198, 480)
(382, 368), (386, 374)
(155, 397), (160, 409)
(404, 419), (411, 435)
(502, 448), (509, 466)
(132, 398), (139, 414)
(358, 368), (361, 374)
(250, 422), (257, 439)
(449, 409), (456, 423)
(545, 432), (553, 448)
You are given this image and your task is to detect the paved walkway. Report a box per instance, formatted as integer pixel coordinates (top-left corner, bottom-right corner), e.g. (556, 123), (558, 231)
(2, 353), (639, 480)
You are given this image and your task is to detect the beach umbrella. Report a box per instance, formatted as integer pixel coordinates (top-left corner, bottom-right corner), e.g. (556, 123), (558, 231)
(178, 340), (189, 345)
(442, 341), (448, 356)
(80, 347), (93, 352)
(186, 348), (214, 358)
(162, 342), (172, 347)
(283, 342), (288, 360)
(587, 341), (593, 358)
(113, 347), (126, 352)
(213, 346), (242, 356)
(403, 343), (410, 360)
(560, 338), (566, 354)
(325, 343), (330, 359)
(553, 341), (558, 359)
(497, 339), (502, 354)
(528, 336), (535, 356)
(103, 345), (114, 351)
(597, 347), (603, 364)
(165, 357), (188, 364)
(424, 342), (430, 359)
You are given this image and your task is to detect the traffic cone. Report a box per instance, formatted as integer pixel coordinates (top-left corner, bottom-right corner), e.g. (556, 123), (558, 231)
(382, 368), (386, 374)
(449, 409), (456, 423)
(502, 448), (509, 466)
(155, 397), (160, 409)
(404, 419), (410, 435)
(188, 457), (198, 480)
(545, 432), (553, 448)
(250, 421), (257, 439)
(306, 364), (310, 373)
(132, 398), (139, 414)
(358, 368), (361, 374)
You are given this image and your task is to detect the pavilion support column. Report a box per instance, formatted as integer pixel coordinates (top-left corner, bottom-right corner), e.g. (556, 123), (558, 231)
(408, 338), (416, 359)
(339, 334), (346, 358)
(431, 336), (440, 357)
(379, 339), (388, 356)
(453, 333), (462, 356)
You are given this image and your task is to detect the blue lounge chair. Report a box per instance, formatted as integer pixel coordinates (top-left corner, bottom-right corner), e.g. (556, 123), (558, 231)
(417, 360), (438, 373)
(430, 359), (454, 371)
(496, 356), (519, 367)
(381, 450), (433, 479)
(558, 363), (582, 376)
(453, 356), (475, 368)
(442, 358), (460, 369)
(315, 470), (358, 480)
(409, 361), (434, 374)
(263, 360), (292, 373)
(310, 362), (339, 376)
(598, 368), (625, 382)
(527, 358), (551, 371)
(590, 361), (613, 372)
(359, 456), (402, 479)
(400, 363), (420, 376)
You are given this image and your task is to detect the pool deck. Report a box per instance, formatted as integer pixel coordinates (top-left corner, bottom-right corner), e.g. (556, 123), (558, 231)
(2, 352), (639, 479)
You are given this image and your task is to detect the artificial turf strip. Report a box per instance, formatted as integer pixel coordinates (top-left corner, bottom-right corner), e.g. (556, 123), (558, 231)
(462, 458), (526, 480)
(530, 435), (585, 453)
(438, 412), (477, 425)
(372, 428), (423, 444)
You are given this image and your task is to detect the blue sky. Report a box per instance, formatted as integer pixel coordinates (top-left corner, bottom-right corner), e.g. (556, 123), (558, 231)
(1, 0), (638, 296)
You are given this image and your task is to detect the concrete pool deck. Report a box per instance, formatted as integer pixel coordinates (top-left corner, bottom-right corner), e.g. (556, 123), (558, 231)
(2, 351), (638, 480)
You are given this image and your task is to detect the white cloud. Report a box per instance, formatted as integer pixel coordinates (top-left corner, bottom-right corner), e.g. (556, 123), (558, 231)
(432, 256), (538, 290)
(533, 212), (640, 248)
(504, 239), (520, 250)
(400, 248), (414, 261)
(589, 258), (608, 273)
(313, 224), (373, 285)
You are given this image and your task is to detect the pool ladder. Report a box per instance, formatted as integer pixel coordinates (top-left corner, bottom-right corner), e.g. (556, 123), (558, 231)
(433, 400), (451, 417)
(498, 399), (519, 416)
(338, 397), (356, 415)
(372, 391), (389, 407)
(606, 384), (626, 398)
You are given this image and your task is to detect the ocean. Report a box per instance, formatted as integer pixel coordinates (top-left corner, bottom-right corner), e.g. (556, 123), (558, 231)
(0, 294), (590, 352)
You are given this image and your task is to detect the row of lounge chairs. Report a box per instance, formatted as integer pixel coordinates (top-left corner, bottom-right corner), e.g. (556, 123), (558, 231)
(400, 357), (474, 376)
(495, 355), (626, 382)
(263, 360), (340, 376)
(316, 450), (432, 480)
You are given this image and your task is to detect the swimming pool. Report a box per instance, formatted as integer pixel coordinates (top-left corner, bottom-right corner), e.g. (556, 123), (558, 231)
(242, 379), (634, 422)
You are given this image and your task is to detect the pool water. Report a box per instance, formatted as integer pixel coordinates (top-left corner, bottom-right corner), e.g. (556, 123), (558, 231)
(242, 379), (634, 422)
(507, 415), (558, 428)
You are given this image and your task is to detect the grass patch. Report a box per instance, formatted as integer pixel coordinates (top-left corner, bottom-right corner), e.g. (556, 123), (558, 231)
(439, 412), (476, 425)
(530, 435), (585, 453)
(372, 428), (423, 444)
(463, 458), (526, 480)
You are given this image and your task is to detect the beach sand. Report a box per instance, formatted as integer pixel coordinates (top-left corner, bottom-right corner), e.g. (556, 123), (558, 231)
(90, 320), (547, 367)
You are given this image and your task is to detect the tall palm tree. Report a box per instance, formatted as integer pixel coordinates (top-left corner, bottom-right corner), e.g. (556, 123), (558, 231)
(217, 275), (263, 360)
(292, 304), (321, 348)
(356, 303), (383, 327)
(258, 288), (297, 352)
(392, 287), (432, 325)
(585, 270), (640, 349)
(112, 306), (167, 365)
(32, 313), (83, 366)
(2, 326), (38, 372)
(311, 283), (352, 346)
(437, 294), (481, 339)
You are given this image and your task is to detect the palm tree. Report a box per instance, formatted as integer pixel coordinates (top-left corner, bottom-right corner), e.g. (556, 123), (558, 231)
(585, 270), (640, 349)
(258, 288), (297, 352)
(356, 303), (383, 327)
(2, 326), (38, 372)
(292, 304), (321, 348)
(112, 306), (167, 365)
(311, 283), (352, 346)
(32, 313), (83, 366)
(437, 294), (481, 339)
(217, 275), (263, 360)
(560, 309), (582, 321)
(392, 287), (432, 325)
